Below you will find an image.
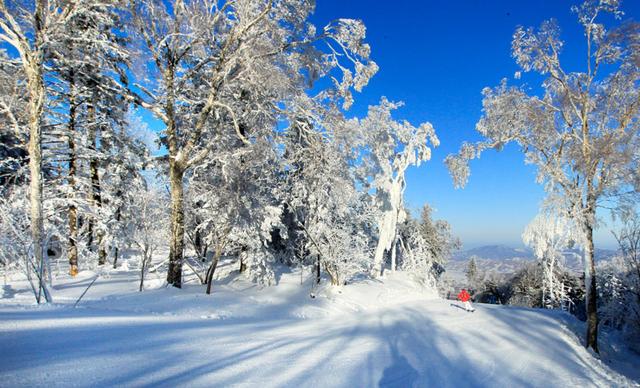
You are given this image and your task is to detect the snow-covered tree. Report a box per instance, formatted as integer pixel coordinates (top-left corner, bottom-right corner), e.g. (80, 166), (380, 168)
(284, 117), (374, 286)
(0, 0), (66, 302)
(355, 98), (438, 276)
(523, 213), (582, 310)
(600, 213), (640, 350)
(0, 48), (28, 188)
(185, 132), (284, 293)
(45, 0), (131, 274)
(131, 181), (168, 292)
(0, 186), (52, 302)
(445, 0), (640, 352)
(419, 204), (461, 265)
(613, 212), (640, 284)
(466, 257), (478, 287)
(395, 212), (446, 289)
(127, 0), (377, 288)
(103, 111), (151, 269)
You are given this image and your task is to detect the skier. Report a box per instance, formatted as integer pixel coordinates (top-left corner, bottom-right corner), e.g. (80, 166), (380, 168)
(457, 288), (475, 312)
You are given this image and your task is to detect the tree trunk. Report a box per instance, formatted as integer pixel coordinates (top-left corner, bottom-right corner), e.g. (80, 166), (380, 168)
(239, 247), (247, 273)
(139, 250), (148, 292)
(326, 264), (339, 286)
(373, 178), (403, 277)
(316, 255), (321, 285)
(27, 0), (48, 303)
(194, 229), (205, 260)
(67, 71), (79, 276)
(113, 203), (121, 269)
(584, 219), (599, 353)
(87, 103), (106, 265)
(205, 247), (223, 294)
(164, 63), (185, 288)
(167, 161), (185, 288)
(390, 240), (397, 272)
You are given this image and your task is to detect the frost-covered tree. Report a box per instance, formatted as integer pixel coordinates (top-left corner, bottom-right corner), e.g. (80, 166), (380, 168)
(613, 212), (640, 284)
(0, 0), (67, 302)
(0, 49), (28, 188)
(355, 98), (438, 276)
(284, 115), (374, 287)
(466, 257), (478, 287)
(186, 131), (284, 293)
(45, 0), (131, 274)
(419, 204), (461, 266)
(395, 212), (447, 289)
(127, 0), (377, 288)
(131, 181), (168, 292)
(1, 0), (134, 285)
(445, 0), (640, 352)
(0, 186), (53, 302)
(523, 213), (582, 309)
(0, 0), (110, 300)
(599, 212), (640, 350)
(103, 112), (151, 269)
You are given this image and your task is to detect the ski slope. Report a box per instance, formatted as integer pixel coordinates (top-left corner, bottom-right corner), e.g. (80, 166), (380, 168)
(0, 263), (637, 387)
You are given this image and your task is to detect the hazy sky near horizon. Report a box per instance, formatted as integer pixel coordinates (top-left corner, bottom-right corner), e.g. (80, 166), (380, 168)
(308, 0), (640, 249)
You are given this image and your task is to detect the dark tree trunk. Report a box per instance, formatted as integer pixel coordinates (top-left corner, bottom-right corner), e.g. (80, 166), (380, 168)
(112, 198), (122, 269)
(113, 247), (119, 269)
(87, 102), (106, 265)
(67, 71), (78, 276)
(316, 255), (321, 285)
(194, 229), (203, 258)
(167, 160), (185, 288)
(139, 251), (148, 292)
(205, 248), (222, 294)
(239, 247), (247, 273)
(584, 221), (599, 353)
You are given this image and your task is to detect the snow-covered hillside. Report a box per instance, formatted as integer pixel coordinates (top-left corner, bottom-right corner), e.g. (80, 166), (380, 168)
(1, 261), (637, 387)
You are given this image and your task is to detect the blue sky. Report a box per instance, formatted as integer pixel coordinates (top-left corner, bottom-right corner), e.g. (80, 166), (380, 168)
(310, 0), (640, 249)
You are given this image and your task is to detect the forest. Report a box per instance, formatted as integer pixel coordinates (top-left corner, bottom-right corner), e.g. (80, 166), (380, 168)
(1, 0), (640, 385)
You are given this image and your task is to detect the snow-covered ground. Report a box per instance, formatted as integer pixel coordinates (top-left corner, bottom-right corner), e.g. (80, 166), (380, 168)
(1, 259), (638, 387)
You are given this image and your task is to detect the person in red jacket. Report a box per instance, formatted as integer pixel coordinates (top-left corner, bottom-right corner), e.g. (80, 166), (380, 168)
(457, 288), (475, 312)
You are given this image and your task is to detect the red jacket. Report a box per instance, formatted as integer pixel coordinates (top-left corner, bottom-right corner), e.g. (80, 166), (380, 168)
(457, 290), (471, 302)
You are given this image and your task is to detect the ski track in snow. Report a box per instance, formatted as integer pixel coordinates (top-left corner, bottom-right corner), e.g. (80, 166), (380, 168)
(0, 268), (637, 388)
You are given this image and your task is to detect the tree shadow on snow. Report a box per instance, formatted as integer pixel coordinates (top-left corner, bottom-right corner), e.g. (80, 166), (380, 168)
(378, 339), (419, 387)
(1, 285), (16, 299)
(0, 295), (632, 387)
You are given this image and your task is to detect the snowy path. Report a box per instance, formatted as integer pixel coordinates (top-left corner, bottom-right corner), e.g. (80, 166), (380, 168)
(0, 270), (636, 387)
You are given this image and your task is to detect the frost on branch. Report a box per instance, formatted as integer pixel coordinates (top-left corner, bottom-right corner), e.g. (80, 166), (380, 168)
(523, 212), (584, 309)
(354, 98), (439, 276)
(448, 0), (640, 352)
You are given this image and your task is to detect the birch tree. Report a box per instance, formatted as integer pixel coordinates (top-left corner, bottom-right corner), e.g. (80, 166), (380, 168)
(46, 0), (130, 274)
(0, 48), (27, 187)
(128, 0), (377, 288)
(284, 114), (374, 286)
(445, 0), (640, 352)
(131, 181), (168, 292)
(0, 0), (78, 302)
(356, 98), (439, 276)
(523, 213), (582, 309)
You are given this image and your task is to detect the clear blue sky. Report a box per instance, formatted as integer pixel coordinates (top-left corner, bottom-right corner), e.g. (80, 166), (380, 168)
(311, 0), (640, 249)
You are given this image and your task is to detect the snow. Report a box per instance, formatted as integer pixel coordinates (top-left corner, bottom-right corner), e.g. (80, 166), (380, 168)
(1, 260), (638, 387)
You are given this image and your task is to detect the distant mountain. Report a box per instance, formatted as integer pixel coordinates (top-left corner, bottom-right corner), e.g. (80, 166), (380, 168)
(446, 244), (618, 276)
(451, 245), (534, 261)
